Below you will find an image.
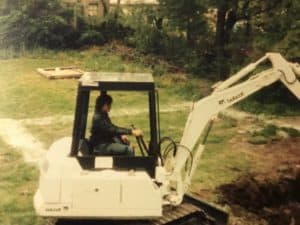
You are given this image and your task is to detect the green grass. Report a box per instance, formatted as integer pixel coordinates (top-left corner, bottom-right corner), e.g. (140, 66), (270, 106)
(0, 139), (42, 225)
(280, 127), (300, 137)
(24, 120), (74, 149)
(191, 120), (251, 200)
(4, 48), (250, 203)
(236, 81), (300, 117)
(237, 99), (300, 116)
(1, 47), (298, 220)
(247, 124), (300, 145)
(0, 57), (78, 118)
(0, 48), (200, 119)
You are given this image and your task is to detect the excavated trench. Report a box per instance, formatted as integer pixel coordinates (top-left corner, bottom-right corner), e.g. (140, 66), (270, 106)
(219, 165), (300, 225)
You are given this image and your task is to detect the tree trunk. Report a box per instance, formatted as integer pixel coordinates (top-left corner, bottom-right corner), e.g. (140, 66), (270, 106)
(245, 18), (252, 45)
(73, 3), (78, 30)
(154, 17), (163, 30)
(101, 0), (109, 16)
(186, 19), (193, 47)
(225, 9), (237, 44)
(114, 0), (121, 19)
(215, 3), (228, 80)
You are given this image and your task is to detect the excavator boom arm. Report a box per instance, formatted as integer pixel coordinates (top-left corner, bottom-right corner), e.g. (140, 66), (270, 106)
(169, 53), (300, 204)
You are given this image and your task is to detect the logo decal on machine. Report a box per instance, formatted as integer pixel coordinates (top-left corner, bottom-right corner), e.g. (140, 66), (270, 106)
(219, 92), (244, 105)
(45, 207), (62, 212)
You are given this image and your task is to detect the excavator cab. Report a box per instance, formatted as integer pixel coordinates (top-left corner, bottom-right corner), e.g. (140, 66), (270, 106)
(70, 72), (160, 177)
(34, 71), (228, 225)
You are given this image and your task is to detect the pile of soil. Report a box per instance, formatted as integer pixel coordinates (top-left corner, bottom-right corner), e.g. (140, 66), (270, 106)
(219, 165), (300, 225)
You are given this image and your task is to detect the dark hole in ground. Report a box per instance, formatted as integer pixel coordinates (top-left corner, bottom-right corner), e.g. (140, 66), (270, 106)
(218, 165), (300, 225)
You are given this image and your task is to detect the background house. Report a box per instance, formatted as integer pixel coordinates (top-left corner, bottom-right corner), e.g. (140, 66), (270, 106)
(110, 0), (158, 5)
(62, 0), (106, 17)
(62, 0), (157, 18)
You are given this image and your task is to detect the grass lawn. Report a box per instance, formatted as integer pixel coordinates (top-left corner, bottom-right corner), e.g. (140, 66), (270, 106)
(0, 140), (42, 225)
(0, 47), (206, 119)
(3, 47), (295, 223)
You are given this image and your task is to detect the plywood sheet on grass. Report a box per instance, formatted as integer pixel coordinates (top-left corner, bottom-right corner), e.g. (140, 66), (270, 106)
(37, 67), (84, 79)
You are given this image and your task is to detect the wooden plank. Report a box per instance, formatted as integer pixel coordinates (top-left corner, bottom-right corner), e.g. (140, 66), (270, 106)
(37, 67), (84, 80)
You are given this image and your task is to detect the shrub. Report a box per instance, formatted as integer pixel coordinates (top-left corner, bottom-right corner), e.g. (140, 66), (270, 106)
(97, 15), (133, 42)
(0, 0), (78, 49)
(0, 0), (132, 50)
(238, 82), (300, 116)
(153, 64), (167, 76)
(78, 30), (105, 46)
(280, 127), (300, 137)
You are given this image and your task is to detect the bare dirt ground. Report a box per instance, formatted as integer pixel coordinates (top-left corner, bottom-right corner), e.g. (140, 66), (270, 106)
(218, 109), (300, 225)
(0, 118), (46, 164)
(218, 135), (300, 225)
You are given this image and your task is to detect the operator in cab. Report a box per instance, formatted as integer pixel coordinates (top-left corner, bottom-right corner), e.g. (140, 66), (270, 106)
(90, 93), (143, 156)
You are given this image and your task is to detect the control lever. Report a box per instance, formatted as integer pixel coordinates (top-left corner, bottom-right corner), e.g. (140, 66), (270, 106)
(131, 124), (149, 156)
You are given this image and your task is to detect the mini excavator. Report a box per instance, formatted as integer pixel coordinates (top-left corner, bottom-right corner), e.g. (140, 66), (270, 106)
(34, 53), (300, 225)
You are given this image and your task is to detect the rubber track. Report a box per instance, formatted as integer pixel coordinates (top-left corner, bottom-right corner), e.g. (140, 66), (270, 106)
(43, 203), (216, 225)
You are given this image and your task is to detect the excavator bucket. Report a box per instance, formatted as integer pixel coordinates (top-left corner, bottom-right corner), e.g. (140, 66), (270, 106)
(183, 194), (228, 225)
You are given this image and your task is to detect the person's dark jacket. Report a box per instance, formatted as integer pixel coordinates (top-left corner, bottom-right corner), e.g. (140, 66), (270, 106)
(90, 111), (132, 146)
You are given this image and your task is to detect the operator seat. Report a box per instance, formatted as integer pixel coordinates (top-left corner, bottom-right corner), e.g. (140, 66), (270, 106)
(78, 138), (93, 156)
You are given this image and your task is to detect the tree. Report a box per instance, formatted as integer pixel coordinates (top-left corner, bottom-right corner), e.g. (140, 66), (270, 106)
(0, 0), (29, 15)
(100, 0), (109, 16)
(114, 0), (121, 18)
(252, 0), (300, 60)
(210, 0), (300, 79)
(211, 0), (255, 79)
(0, 0), (77, 49)
(159, 0), (207, 48)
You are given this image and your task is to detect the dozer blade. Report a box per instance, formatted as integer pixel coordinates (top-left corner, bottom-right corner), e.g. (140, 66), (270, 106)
(183, 194), (228, 225)
(151, 194), (228, 225)
(151, 203), (214, 225)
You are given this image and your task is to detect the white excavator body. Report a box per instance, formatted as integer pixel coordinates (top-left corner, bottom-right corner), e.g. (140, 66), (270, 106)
(34, 137), (163, 219)
(34, 53), (300, 225)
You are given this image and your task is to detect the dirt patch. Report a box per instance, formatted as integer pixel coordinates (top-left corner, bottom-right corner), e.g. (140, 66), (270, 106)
(218, 137), (300, 225)
(0, 118), (46, 164)
(229, 136), (300, 173)
(219, 166), (300, 207)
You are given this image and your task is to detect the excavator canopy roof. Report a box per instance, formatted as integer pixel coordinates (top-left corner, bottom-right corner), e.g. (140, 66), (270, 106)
(79, 72), (154, 91)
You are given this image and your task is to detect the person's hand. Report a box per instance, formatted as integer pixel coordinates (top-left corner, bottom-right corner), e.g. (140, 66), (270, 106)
(132, 128), (143, 137)
(120, 135), (129, 144)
